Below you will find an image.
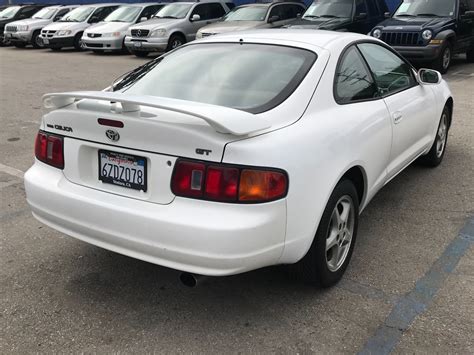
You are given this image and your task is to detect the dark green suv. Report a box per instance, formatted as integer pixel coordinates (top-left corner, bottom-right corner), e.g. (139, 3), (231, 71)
(370, 0), (474, 73)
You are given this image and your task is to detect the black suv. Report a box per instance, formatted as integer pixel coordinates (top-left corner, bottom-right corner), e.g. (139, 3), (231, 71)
(286, 0), (388, 34)
(0, 4), (49, 45)
(370, 0), (474, 73)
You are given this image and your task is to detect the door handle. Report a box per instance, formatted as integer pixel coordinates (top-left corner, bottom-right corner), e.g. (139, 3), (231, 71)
(393, 111), (403, 124)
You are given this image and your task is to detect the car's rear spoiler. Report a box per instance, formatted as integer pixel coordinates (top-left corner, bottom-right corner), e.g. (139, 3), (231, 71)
(42, 91), (271, 136)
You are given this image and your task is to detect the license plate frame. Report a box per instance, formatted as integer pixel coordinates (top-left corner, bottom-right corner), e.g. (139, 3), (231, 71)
(98, 150), (147, 192)
(133, 41), (142, 47)
(43, 38), (49, 44)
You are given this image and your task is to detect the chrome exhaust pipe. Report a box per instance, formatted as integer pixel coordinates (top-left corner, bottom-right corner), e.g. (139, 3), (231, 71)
(179, 272), (207, 288)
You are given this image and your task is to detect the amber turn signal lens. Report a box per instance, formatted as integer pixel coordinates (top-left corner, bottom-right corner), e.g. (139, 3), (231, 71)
(239, 169), (287, 202)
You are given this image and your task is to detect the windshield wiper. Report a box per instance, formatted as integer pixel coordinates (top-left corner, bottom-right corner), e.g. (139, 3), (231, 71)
(416, 13), (441, 17)
(320, 15), (340, 18)
(395, 14), (416, 17)
(303, 15), (320, 18)
(158, 15), (177, 19)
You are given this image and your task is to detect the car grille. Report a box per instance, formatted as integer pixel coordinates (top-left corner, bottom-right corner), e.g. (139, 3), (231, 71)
(5, 25), (17, 32)
(87, 33), (102, 38)
(86, 43), (103, 48)
(131, 29), (149, 37)
(41, 30), (57, 38)
(381, 32), (423, 46)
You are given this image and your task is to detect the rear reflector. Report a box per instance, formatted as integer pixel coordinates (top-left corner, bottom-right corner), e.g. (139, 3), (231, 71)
(35, 131), (64, 169)
(98, 118), (124, 128)
(171, 159), (288, 203)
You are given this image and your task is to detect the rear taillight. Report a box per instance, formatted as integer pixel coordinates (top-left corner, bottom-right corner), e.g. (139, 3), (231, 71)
(35, 131), (64, 169)
(171, 159), (288, 203)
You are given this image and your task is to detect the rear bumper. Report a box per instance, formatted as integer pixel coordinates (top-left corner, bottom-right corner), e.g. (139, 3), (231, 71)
(393, 44), (443, 62)
(124, 35), (168, 52)
(24, 161), (287, 276)
(82, 35), (124, 51)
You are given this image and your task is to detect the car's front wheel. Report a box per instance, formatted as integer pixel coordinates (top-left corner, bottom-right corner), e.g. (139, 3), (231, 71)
(293, 179), (359, 287)
(433, 43), (452, 74)
(31, 30), (42, 49)
(166, 34), (185, 52)
(418, 106), (450, 167)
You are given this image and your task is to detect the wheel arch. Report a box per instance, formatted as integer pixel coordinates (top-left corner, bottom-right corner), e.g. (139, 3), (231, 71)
(338, 165), (367, 208)
(445, 97), (454, 129)
(169, 31), (186, 42)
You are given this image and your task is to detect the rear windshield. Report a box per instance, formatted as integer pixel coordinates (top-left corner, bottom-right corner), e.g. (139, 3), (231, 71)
(123, 43), (317, 113)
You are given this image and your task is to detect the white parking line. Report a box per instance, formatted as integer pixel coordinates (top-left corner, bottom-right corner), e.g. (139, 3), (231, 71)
(0, 163), (24, 179)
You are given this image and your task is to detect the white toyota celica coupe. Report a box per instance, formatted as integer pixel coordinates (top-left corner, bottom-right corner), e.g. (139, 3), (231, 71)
(25, 30), (453, 288)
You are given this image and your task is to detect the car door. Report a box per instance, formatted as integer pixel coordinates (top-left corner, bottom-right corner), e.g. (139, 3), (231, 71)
(458, 0), (474, 51)
(358, 42), (437, 179)
(334, 45), (392, 197)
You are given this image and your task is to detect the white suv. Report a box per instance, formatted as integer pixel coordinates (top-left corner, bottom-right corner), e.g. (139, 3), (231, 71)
(124, 0), (233, 57)
(3, 5), (77, 48)
(40, 4), (122, 51)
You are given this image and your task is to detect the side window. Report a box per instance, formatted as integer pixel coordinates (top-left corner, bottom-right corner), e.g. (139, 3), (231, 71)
(226, 2), (236, 10)
(269, 5), (284, 20)
(355, 0), (368, 16)
(19, 7), (38, 18)
(55, 8), (70, 18)
(366, 0), (378, 17)
(280, 4), (304, 19)
(140, 6), (160, 20)
(191, 4), (210, 20)
(208, 3), (226, 18)
(293, 4), (306, 17)
(358, 43), (417, 96)
(335, 46), (378, 104)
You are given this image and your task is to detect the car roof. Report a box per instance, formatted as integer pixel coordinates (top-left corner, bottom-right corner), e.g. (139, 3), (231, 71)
(200, 29), (372, 51)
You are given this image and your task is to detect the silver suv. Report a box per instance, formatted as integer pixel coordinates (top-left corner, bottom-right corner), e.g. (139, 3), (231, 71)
(3, 5), (77, 48)
(124, 0), (233, 57)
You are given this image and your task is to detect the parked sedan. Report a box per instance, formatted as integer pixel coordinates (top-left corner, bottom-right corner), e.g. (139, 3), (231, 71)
(196, 1), (305, 39)
(82, 3), (166, 53)
(0, 4), (49, 45)
(25, 30), (452, 287)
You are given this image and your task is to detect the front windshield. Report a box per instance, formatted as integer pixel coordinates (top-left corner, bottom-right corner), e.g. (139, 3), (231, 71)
(0, 6), (20, 19)
(223, 6), (267, 21)
(105, 6), (141, 22)
(123, 43), (316, 113)
(32, 7), (56, 20)
(59, 6), (94, 22)
(394, 0), (456, 17)
(154, 3), (192, 19)
(303, 0), (353, 19)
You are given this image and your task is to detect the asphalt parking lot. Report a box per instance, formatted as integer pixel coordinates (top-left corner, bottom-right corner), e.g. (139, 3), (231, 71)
(0, 46), (473, 354)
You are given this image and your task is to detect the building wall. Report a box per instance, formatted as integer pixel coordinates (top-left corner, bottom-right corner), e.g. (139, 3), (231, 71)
(2, 0), (403, 12)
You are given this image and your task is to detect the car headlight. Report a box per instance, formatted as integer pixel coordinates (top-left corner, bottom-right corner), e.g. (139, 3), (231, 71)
(196, 31), (202, 39)
(17, 25), (28, 31)
(422, 29), (433, 41)
(56, 30), (72, 36)
(372, 28), (382, 39)
(150, 28), (166, 37)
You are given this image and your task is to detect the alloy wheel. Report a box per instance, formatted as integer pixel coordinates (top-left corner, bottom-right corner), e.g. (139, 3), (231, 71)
(436, 112), (448, 158)
(325, 195), (355, 272)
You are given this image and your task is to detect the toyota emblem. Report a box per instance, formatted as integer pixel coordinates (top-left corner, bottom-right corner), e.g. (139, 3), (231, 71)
(105, 129), (120, 142)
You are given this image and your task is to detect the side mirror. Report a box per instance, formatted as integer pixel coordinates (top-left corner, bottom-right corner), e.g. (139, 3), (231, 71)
(89, 16), (100, 23)
(384, 11), (391, 18)
(53, 15), (62, 22)
(268, 15), (280, 23)
(190, 14), (201, 22)
(355, 12), (367, 20)
(418, 68), (442, 85)
(296, 12), (302, 18)
(139, 17), (148, 22)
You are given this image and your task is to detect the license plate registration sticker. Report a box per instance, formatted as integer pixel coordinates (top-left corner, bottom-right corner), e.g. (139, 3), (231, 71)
(98, 150), (147, 191)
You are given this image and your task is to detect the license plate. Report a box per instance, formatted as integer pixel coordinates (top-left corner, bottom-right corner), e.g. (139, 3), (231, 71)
(5, 33), (11, 38)
(43, 38), (49, 44)
(133, 41), (142, 47)
(98, 150), (147, 191)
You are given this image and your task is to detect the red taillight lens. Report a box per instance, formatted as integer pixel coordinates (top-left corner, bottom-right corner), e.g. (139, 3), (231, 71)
(171, 159), (288, 204)
(35, 131), (64, 169)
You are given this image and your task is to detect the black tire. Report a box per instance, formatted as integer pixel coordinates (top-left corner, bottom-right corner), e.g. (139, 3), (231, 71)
(432, 42), (452, 74)
(466, 49), (474, 63)
(133, 50), (148, 58)
(166, 33), (185, 52)
(418, 105), (450, 167)
(31, 30), (42, 49)
(73, 32), (83, 51)
(292, 179), (359, 288)
(14, 43), (26, 48)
